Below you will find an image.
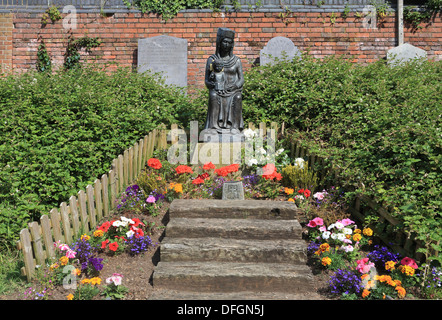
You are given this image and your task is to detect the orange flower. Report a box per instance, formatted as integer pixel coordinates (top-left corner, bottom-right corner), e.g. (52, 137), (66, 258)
(353, 233), (362, 242)
(385, 260), (396, 271)
(192, 177), (205, 185)
(319, 243), (330, 253)
(396, 286), (406, 298)
(362, 289), (370, 298)
(67, 293), (74, 300)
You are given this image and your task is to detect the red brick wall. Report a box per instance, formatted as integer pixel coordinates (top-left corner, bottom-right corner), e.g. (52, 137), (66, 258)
(0, 13), (13, 72)
(9, 10), (442, 87)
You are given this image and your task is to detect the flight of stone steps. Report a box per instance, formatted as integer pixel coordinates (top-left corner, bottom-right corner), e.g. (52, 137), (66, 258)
(149, 199), (321, 300)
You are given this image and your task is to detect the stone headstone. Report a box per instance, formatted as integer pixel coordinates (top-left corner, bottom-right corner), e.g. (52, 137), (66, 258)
(387, 43), (427, 66)
(222, 181), (245, 200)
(260, 36), (301, 66)
(137, 35), (188, 87)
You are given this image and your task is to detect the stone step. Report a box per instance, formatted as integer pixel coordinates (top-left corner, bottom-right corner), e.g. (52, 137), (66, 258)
(149, 289), (324, 300)
(160, 237), (307, 264)
(165, 217), (303, 240)
(167, 199), (299, 220)
(152, 261), (314, 293)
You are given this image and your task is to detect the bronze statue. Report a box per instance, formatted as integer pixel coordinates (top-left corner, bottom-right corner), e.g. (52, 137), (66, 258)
(201, 28), (244, 141)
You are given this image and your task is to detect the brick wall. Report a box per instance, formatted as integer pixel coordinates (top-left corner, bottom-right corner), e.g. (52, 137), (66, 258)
(0, 12), (13, 72)
(8, 10), (442, 87)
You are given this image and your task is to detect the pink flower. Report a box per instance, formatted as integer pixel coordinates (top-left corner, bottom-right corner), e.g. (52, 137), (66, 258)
(146, 195), (156, 203)
(106, 273), (123, 286)
(306, 217), (324, 228)
(401, 257), (418, 269)
(65, 249), (77, 259)
(356, 258), (375, 274)
(340, 218), (355, 226)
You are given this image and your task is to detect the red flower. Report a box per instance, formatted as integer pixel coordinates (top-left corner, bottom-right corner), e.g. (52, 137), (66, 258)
(203, 162), (216, 170)
(262, 163), (282, 181)
(131, 218), (144, 228)
(109, 242), (119, 252)
(98, 221), (111, 233)
(198, 172), (210, 180)
(215, 164), (239, 177)
(101, 239), (109, 249)
(147, 158), (162, 170)
(175, 165), (193, 175)
(134, 228), (144, 238)
(304, 189), (311, 197)
(298, 189), (305, 194)
(192, 177), (205, 185)
(401, 257), (418, 269)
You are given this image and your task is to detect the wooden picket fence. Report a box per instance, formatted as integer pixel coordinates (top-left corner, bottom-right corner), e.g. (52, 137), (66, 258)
(17, 127), (170, 281)
(16, 121), (436, 280)
(289, 139), (438, 263)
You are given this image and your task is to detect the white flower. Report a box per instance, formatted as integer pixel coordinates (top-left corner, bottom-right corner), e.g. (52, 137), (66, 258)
(341, 245), (354, 252)
(342, 227), (353, 235)
(294, 158), (305, 169)
(337, 233), (346, 241)
(328, 223), (335, 230)
(321, 231), (331, 239)
(126, 230), (135, 238)
(275, 148), (284, 156)
(243, 128), (257, 139)
(331, 233), (338, 240)
(246, 158), (258, 167)
(313, 192), (327, 200)
(335, 222), (344, 230)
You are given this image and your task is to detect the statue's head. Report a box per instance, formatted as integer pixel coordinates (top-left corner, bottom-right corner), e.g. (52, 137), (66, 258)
(216, 28), (235, 57)
(213, 59), (224, 72)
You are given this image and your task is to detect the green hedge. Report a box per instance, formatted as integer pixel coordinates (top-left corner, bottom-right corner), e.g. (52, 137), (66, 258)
(0, 66), (204, 249)
(242, 55), (441, 262)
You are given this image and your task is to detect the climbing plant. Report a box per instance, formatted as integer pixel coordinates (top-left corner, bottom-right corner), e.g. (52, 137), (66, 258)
(64, 36), (102, 70)
(36, 40), (52, 73)
(404, 0), (442, 29)
(122, 0), (224, 20)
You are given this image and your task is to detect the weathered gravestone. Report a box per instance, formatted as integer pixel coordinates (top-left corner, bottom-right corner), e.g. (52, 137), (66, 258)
(387, 43), (427, 66)
(137, 35), (188, 87)
(260, 36), (301, 66)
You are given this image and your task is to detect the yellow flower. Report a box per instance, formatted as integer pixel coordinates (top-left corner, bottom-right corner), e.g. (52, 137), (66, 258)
(321, 257), (332, 266)
(319, 243), (330, 253)
(365, 280), (375, 289)
(353, 233), (362, 242)
(81, 234), (90, 241)
(67, 293), (74, 300)
(81, 278), (91, 285)
(354, 229), (361, 234)
(72, 268), (81, 276)
(94, 229), (104, 237)
(50, 262), (59, 271)
(362, 289), (370, 298)
(363, 228), (373, 236)
(287, 198), (295, 202)
(385, 260), (396, 271)
(284, 187), (294, 195)
(399, 265), (415, 276)
(59, 256), (69, 266)
(90, 277), (102, 285)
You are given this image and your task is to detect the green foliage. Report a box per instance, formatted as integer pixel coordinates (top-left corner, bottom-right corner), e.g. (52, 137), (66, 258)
(64, 36), (102, 70)
(243, 55), (441, 261)
(41, 6), (62, 26)
(123, 0), (224, 20)
(281, 162), (319, 191)
(36, 40), (52, 73)
(0, 66), (196, 249)
(404, 0), (442, 29)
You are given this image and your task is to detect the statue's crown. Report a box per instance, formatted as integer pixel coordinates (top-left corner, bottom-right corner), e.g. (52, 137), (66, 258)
(217, 27), (235, 39)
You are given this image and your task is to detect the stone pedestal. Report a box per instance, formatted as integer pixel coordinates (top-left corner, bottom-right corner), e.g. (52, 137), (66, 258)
(190, 141), (244, 166)
(222, 181), (245, 200)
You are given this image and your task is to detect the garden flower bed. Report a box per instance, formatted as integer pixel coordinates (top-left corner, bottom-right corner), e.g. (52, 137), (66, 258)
(6, 155), (441, 300)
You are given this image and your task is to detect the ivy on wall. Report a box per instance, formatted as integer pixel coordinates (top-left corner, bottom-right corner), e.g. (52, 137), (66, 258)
(122, 0), (224, 20)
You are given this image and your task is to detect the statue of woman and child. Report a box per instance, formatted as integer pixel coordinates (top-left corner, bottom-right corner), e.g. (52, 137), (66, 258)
(201, 28), (245, 142)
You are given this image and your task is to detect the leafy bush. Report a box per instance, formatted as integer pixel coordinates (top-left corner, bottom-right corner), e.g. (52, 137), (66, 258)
(242, 55), (441, 262)
(0, 66), (198, 249)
